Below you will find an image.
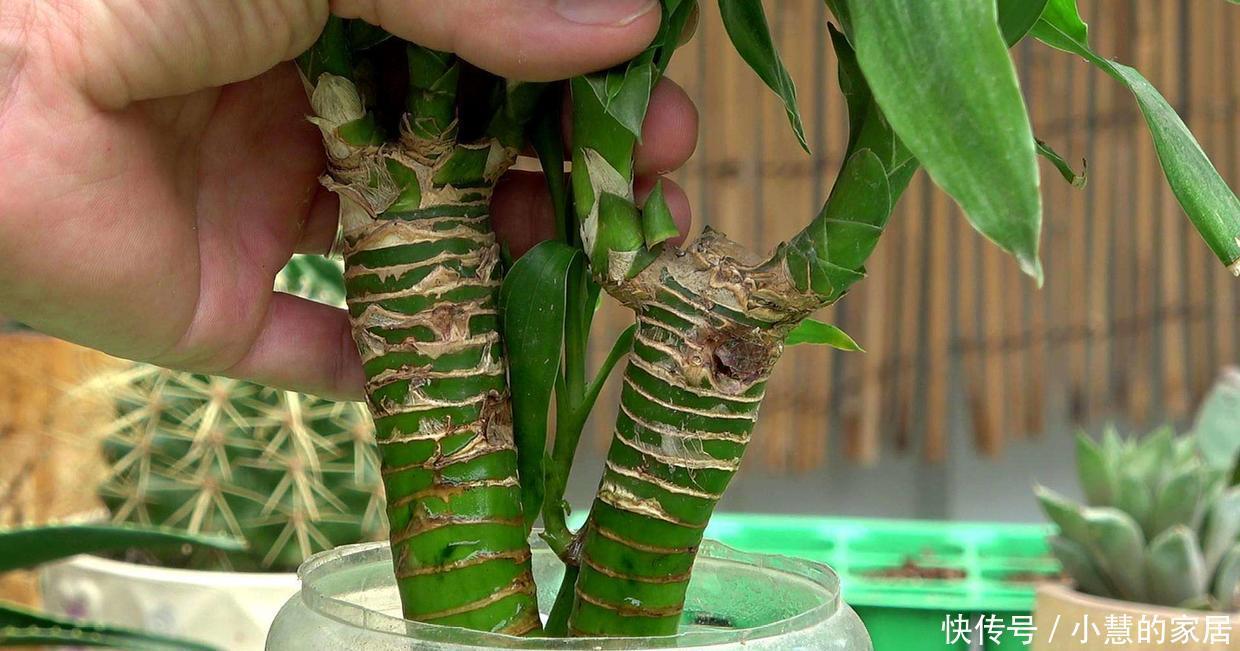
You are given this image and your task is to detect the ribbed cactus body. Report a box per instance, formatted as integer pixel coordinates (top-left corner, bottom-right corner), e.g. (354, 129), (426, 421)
(97, 367), (384, 572)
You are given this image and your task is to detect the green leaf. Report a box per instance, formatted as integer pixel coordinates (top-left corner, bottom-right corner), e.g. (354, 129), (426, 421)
(0, 604), (215, 650)
(1102, 425), (1124, 458)
(1145, 526), (1208, 608)
(1112, 64), (1240, 274)
(581, 62), (654, 140)
(784, 26), (916, 305)
(1194, 369), (1240, 470)
(595, 192), (646, 262)
(653, 0), (698, 74)
(1082, 507), (1147, 601)
(828, 25), (871, 157)
(503, 81), (547, 124)
(641, 180), (680, 247)
(500, 241), (582, 531)
(788, 148), (889, 300)
(1035, 484), (1090, 542)
(1033, 0), (1240, 273)
(1201, 487), (1240, 575)
(279, 255), (346, 305)
(529, 99), (571, 243)
(1029, 0), (1092, 57)
(1150, 466), (1205, 535)
(997, 0), (1051, 47)
(718, 0), (808, 152)
(785, 320), (863, 351)
(1075, 433), (1117, 506)
(1037, 139), (1087, 188)
(847, 0), (1043, 282)
(0, 523), (244, 573)
(1047, 535), (1112, 597)
(1116, 470), (1154, 536)
(1213, 544), (1240, 610)
(1131, 427), (1174, 482)
(540, 323), (636, 558)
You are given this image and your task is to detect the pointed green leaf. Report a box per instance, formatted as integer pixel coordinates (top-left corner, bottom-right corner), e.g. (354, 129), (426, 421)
(1201, 487), (1240, 575)
(0, 523), (244, 573)
(789, 148), (891, 302)
(1076, 433), (1117, 506)
(1048, 535), (1113, 598)
(1033, 0), (1240, 273)
(1082, 507), (1147, 601)
(596, 192), (646, 262)
(500, 241), (582, 531)
(1037, 139), (1087, 188)
(718, 0), (808, 152)
(1035, 484), (1090, 542)
(1131, 427), (1174, 484)
(641, 180), (680, 247)
(278, 255), (346, 306)
(1112, 64), (1240, 274)
(828, 25), (871, 157)
(1102, 425), (1124, 457)
(785, 320), (863, 351)
(1030, 0), (1089, 54)
(1213, 544), (1240, 610)
(1116, 470), (1154, 537)
(540, 324), (636, 557)
(582, 62), (654, 140)
(846, 0), (1043, 282)
(1151, 466), (1205, 535)
(1195, 369), (1240, 470)
(0, 604), (214, 650)
(1145, 525), (1208, 608)
(529, 99), (571, 243)
(997, 0), (1051, 47)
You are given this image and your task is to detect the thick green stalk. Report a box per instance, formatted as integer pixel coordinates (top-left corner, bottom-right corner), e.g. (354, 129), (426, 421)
(565, 18), (913, 636)
(566, 232), (811, 636)
(348, 143), (538, 634)
(301, 31), (539, 634)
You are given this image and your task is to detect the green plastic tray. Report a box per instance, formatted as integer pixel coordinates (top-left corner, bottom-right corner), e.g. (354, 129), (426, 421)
(702, 514), (1059, 651)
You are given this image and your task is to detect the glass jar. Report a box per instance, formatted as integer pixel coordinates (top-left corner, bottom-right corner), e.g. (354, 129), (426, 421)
(266, 538), (871, 650)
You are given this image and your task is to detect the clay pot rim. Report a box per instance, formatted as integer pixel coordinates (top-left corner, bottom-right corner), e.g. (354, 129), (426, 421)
(1037, 582), (1240, 620)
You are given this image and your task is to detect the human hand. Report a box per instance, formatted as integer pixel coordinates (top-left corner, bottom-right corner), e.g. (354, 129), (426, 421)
(0, 0), (697, 401)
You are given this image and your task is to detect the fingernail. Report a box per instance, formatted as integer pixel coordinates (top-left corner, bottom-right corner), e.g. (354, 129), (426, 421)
(552, 0), (658, 26)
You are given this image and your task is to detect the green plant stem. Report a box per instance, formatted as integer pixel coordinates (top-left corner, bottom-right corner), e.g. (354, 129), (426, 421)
(544, 565), (581, 637)
(542, 323), (638, 560)
(301, 34), (539, 634)
(562, 15), (914, 635)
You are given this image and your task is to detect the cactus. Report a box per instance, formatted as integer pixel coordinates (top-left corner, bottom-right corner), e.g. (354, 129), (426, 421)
(94, 257), (385, 572)
(1037, 370), (1240, 610)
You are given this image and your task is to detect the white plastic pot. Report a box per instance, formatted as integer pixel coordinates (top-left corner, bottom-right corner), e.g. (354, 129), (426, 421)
(267, 540), (872, 650)
(40, 554), (299, 651)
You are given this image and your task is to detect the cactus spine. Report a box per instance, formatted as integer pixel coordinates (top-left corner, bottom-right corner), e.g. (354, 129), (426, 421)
(97, 367), (383, 572)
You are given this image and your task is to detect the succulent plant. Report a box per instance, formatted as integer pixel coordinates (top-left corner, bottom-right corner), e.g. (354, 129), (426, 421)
(93, 256), (385, 572)
(1037, 369), (1240, 610)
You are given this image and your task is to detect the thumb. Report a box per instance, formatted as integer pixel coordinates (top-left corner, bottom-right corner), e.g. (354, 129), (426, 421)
(331, 0), (661, 81)
(62, 0), (330, 109)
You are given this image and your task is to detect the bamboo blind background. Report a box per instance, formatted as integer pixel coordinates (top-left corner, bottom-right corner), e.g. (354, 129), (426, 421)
(583, 1), (1240, 469)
